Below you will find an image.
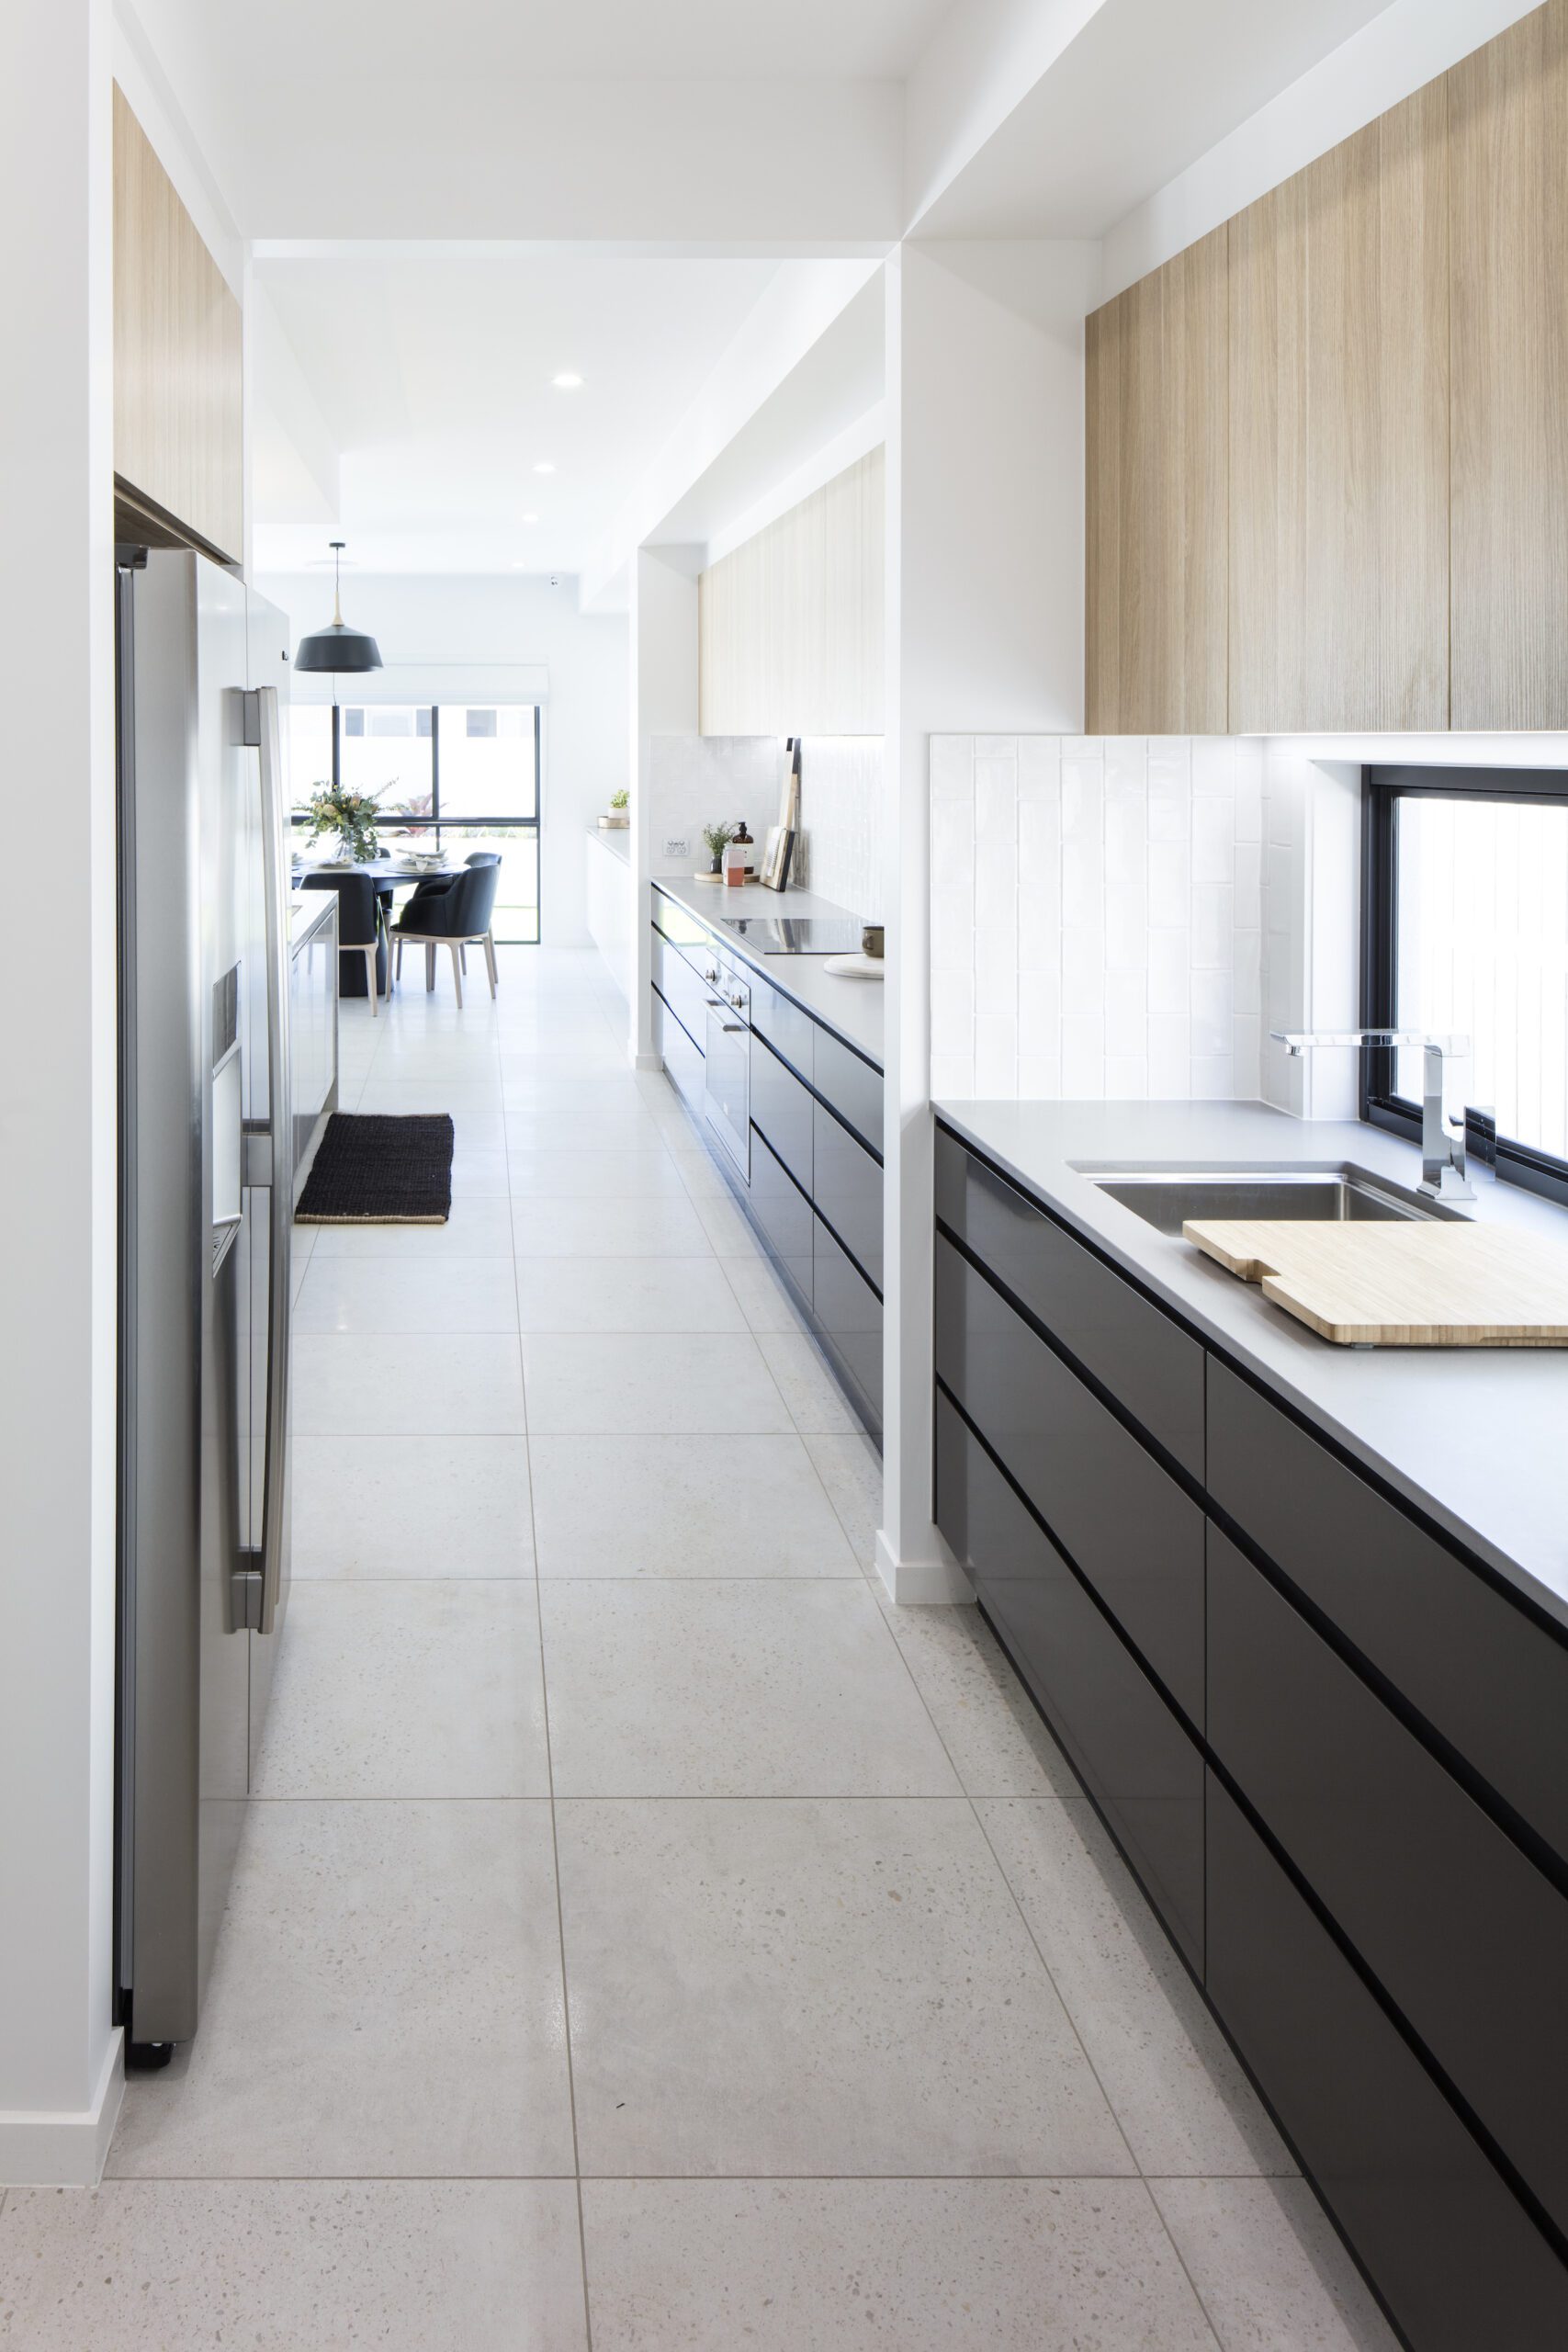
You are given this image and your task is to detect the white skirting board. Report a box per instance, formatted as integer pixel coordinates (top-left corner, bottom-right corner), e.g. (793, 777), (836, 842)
(874, 1528), (976, 1605)
(0, 2030), (123, 2186)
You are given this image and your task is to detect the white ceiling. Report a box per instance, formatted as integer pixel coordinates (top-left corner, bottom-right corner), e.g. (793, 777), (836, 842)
(252, 253), (781, 575)
(912, 0), (1401, 238)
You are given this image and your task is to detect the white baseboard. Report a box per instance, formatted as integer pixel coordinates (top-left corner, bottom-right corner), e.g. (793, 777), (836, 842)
(0, 2030), (123, 2186)
(633, 1050), (662, 1071)
(875, 1528), (976, 1606)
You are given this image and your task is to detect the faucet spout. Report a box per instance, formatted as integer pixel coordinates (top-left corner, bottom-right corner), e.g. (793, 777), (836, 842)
(1268, 1028), (1475, 1204)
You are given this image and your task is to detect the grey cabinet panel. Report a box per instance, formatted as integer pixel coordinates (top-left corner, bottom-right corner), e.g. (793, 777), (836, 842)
(650, 930), (713, 1051)
(936, 1393), (1203, 1968)
(751, 1034), (814, 1195)
(813, 1027), (882, 1156)
(1208, 1361), (1568, 1870)
(652, 994), (703, 1120)
(1209, 1523), (1568, 2243)
(813, 1101), (882, 1293)
(750, 1127), (814, 1306)
(1207, 1772), (1568, 2352)
(813, 1211), (882, 1436)
(749, 970), (816, 1086)
(935, 1128), (1204, 1479)
(934, 1235), (1204, 1724)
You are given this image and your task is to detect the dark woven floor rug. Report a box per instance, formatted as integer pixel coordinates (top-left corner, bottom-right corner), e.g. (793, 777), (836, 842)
(295, 1113), (455, 1225)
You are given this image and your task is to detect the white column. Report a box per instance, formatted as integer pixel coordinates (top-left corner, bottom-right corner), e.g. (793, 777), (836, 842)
(877, 238), (1097, 1604)
(0, 0), (123, 2180)
(628, 546), (699, 1068)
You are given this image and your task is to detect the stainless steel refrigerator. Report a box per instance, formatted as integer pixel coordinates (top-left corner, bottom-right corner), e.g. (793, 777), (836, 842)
(115, 546), (295, 2063)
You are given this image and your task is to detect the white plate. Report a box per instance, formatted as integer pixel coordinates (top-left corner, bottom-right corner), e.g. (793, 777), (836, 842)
(823, 953), (885, 981)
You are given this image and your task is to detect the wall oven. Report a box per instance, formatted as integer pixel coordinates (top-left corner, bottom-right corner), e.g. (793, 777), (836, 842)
(703, 954), (750, 1181)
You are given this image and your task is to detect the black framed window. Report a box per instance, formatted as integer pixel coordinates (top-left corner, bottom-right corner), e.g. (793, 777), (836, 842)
(288, 701), (541, 945)
(1363, 765), (1568, 1203)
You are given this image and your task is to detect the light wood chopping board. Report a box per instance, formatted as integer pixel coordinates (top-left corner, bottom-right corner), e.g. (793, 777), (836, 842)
(1183, 1218), (1568, 1347)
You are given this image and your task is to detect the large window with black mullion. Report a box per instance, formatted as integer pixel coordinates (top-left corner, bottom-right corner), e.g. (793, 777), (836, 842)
(1362, 764), (1568, 1204)
(289, 700), (542, 944)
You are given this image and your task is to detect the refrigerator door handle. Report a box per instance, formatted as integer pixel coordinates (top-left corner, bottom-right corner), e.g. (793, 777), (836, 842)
(235, 684), (292, 1637)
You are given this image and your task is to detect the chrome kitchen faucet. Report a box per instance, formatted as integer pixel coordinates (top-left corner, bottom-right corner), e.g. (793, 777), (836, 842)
(1271, 1030), (1480, 1204)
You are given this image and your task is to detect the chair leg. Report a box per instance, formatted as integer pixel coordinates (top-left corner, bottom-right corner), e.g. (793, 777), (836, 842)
(365, 944), (378, 1015)
(483, 932), (498, 996)
(395, 936), (403, 982)
(425, 943), (435, 993)
(449, 941), (464, 1009)
(460, 944), (468, 974)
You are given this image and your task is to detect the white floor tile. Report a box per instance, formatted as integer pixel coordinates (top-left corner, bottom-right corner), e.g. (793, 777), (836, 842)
(522, 1331), (791, 1434)
(581, 2179), (1218, 2352)
(757, 1331), (860, 1432)
(803, 1431), (883, 1569)
(310, 1198), (516, 1259)
(108, 1802), (573, 2178)
(881, 1603), (1077, 1798)
(293, 1332), (525, 1434)
(295, 1255), (520, 1333)
(515, 1256), (745, 1334)
(528, 1433), (858, 1577)
(508, 1148), (688, 1198)
(557, 1796), (1132, 2178)
(255, 1581), (549, 1799)
(512, 1195), (713, 1257)
(540, 1581), (961, 1796)
(290, 1431), (534, 1577)
(0, 2182), (588, 2352)
(1150, 2177), (1400, 2351)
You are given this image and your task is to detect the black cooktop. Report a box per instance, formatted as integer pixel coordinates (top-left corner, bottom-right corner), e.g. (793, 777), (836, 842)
(718, 916), (867, 955)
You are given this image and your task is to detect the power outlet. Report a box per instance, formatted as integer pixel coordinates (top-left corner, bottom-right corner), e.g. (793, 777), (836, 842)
(663, 836), (689, 860)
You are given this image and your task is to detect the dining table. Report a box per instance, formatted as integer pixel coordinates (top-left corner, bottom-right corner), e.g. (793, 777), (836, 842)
(291, 855), (460, 997)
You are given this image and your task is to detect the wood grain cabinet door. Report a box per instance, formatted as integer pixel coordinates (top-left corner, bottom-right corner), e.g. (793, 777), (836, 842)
(1085, 227), (1229, 735)
(1227, 84), (1449, 732)
(1449, 0), (1568, 729)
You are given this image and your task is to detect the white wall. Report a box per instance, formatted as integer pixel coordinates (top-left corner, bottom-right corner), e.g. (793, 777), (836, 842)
(256, 572), (627, 947)
(645, 736), (784, 881)
(0, 0), (123, 2183)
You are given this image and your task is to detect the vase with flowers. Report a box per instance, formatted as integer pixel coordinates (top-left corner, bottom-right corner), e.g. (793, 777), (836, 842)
(302, 778), (391, 863)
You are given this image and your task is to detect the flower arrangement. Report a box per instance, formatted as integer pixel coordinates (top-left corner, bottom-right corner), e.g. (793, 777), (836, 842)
(702, 821), (735, 873)
(301, 778), (392, 863)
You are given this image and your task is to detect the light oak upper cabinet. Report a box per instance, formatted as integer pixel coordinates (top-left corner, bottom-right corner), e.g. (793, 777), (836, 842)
(1229, 86), (1450, 732)
(1086, 229), (1229, 737)
(113, 85), (243, 563)
(698, 448), (884, 736)
(1449, 0), (1568, 729)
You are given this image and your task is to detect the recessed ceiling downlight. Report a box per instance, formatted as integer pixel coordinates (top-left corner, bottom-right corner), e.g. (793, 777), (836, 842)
(533, 461), (557, 476)
(551, 372), (584, 390)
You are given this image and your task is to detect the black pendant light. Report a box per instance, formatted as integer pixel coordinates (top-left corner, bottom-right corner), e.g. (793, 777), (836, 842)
(294, 540), (382, 674)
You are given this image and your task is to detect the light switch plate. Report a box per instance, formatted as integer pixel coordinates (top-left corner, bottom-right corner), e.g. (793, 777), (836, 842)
(663, 836), (689, 859)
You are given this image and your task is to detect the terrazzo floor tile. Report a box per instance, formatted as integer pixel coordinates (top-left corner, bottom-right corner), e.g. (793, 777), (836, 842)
(514, 1253), (747, 1333)
(510, 1194), (714, 1257)
(978, 1798), (1294, 2177)
(289, 1431), (534, 1577)
(757, 1331), (861, 1432)
(293, 1332), (525, 1435)
(879, 1601), (1078, 1798)
(254, 1581), (549, 1799)
(540, 1581), (961, 1795)
(521, 1332), (792, 1434)
(0, 2180), (587, 2352)
(1150, 2177), (1401, 2351)
(294, 1254), (520, 1334)
(527, 1434), (858, 1577)
(108, 1802), (573, 2180)
(802, 1430), (884, 1569)
(580, 2178), (1220, 2352)
(556, 1796), (1133, 2178)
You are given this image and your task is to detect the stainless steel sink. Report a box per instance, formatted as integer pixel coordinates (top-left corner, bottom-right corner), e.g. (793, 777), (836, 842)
(1080, 1164), (1455, 1237)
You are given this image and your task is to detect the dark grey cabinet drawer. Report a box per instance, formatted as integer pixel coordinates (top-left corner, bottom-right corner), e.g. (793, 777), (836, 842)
(936, 1392), (1202, 1968)
(1208, 1361), (1568, 1871)
(935, 1234), (1204, 1724)
(749, 971), (815, 1086)
(813, 1211), (882, 1435)
(750, 1128), (813, 1305)
(650, 930), (712, 1050)
(652, 995), (703, 1120)
(1209, 1523), (1568, 2243)
(813, 1101), (882, 1293)
(934, 1128), (1203, 1479)
(1207, 1772), (1568, 2352)
(751, 1034), (813, 1195)
(813, 1027), (882, 1157)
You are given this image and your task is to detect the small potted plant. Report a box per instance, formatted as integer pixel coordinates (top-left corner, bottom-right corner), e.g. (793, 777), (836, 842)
(302, 778), (389, 863)
(702, 820), (735, 876)
(602, 786), (630, 830)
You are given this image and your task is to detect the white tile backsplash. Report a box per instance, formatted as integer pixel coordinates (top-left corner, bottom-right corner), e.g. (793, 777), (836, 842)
(931, 734), (1272, 1103)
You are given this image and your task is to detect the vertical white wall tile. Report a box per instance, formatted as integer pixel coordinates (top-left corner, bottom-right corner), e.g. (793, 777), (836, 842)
(1148, 841), (1190, 926)
(1060, 1014), (1106, 1097)
(1191, 885), (1235, 969)
(931, 735), (975, 799)
(1191, 738), (1236, 797)
(1190, 968), (1235, 1059)
(1103, 1055), (1149, 1098)
(1233, 1015), (1262, 1098)
(1018, 737), (1061, 800)
(1146, 1015), (1192, 1099)
(1235, 840), (1263, 930)
(1148, 928), (1191, 1015)
(1062, 926), (1106, 1017)
(1105, 966), (1147, 1055)
(1191, 793), (1235, 885)
(1235, 742), (1264, 842)
(974, 1012), (1020, 1095)
(1017, 1054), (1062, 1096)
(1104, 884), (1149, 970)
(1147, 741), (1191, 839)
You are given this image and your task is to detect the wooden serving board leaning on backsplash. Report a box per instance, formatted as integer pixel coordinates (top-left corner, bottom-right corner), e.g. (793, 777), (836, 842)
(1184, 1220), (1568, 1347)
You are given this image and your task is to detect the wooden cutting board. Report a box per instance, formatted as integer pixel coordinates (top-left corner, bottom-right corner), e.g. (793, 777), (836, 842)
(1183, 1218), (1568, 1346)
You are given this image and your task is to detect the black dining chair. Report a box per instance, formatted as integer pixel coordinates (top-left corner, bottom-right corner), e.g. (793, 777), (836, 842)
(301, 870), (389, 1012)
(392, 858), (502, 1007)
(403, 853), (501, 974)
